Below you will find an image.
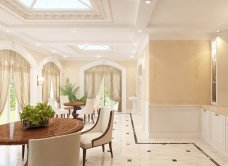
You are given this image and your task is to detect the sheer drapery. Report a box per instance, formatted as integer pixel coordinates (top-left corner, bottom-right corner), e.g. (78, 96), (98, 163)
(42, 62), (60, 104)
(85, 66), (103, 98)
(12, 53), (30, 109)
(0, 51), (11, 115)
(0, 49), (30, 115)
(85, 65), (121, 111)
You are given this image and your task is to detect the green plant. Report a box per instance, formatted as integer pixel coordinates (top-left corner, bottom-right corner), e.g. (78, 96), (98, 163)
(60, 78), (87, 102)
(20, 103), (55, 125)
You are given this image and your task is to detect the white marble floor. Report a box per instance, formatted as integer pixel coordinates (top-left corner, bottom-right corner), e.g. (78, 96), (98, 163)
(1, 113), (228, 166)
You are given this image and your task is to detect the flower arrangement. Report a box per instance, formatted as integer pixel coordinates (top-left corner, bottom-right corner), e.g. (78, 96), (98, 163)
(20, 103), (55, 129)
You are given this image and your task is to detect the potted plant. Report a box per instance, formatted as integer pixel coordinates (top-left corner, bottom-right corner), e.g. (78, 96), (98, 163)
(20, 103), (55, 129)
(60, 78), (87, 102)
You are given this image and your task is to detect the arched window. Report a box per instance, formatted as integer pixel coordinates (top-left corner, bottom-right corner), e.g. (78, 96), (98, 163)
(0, 49), (30, 123)
(85, 65), (121, 111)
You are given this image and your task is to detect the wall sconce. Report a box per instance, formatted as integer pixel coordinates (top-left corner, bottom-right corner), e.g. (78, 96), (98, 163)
(37, 76), (44, 86)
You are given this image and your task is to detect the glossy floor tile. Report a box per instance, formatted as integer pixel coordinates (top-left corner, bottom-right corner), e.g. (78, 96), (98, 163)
(1, 112), (228, 166)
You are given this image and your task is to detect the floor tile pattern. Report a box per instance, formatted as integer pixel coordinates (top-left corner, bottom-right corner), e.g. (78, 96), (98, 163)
(0, 113), (228, 166)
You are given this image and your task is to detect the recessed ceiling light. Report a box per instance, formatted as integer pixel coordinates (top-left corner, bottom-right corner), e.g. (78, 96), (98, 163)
(145, 0), (152, 4)
(138, 29), (142, 33)
(35, 43), (41, 46)
(5, 29), (10, 33)
(96, 55), (101, 58)
(52, 50), (57, 53)
(216, 30), (220, 33)
(63, 55), (67, 58)
(72, 30), (76, 33)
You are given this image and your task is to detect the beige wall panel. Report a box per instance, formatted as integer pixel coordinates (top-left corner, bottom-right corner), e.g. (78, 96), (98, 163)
(149, 40), (210, 105)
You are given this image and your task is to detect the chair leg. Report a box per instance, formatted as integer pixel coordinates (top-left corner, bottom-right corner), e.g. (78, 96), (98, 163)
(83, 149), (86, 166)
(91, 113), (94, 123)
(109, 142), (113, 158)
(22, 145), (25, 160)
(102, 144), (105, 152)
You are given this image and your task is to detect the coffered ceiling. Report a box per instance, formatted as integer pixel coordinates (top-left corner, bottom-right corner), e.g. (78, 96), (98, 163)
(0, 0), (228, 60)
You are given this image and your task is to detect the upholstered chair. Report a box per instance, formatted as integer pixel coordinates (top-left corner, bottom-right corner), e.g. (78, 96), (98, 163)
(78, 98), (95, 123)
(80, 108), (114, 166)
(49, 98), (67, 118)
(28, 132), (81, 166)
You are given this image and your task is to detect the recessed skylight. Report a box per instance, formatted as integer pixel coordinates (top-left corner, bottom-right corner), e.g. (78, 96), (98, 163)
(17, 0), (92, 10)
(78, 44), (111, 51)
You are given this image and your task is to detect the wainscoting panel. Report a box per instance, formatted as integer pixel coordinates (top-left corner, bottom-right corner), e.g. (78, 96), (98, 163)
(148, 105), (201, 138)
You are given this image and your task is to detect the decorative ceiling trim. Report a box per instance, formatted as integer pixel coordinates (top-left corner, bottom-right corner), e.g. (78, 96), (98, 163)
(0, 0), (112, 22)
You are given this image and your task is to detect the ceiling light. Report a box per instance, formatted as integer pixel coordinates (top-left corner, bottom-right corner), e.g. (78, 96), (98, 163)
(96, 55), (101, 58)
(216, 30), (220, 33)
(52, 50), (57, 53)
(5, 29), (10, 33)
(63, 55), (67, 58)
(134, 42), (138, 46)
(138, 29), (142, 33)
(145, 0), (152, 4)
(72, 30), (76, 33)
(35, 43), (41, 46)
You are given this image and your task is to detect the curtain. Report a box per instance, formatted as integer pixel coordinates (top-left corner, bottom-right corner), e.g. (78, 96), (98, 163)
(85, 65), (103, 99)
(12, 52), (30, 109)
(0, 51), (11, 115)
(104, 66), (121, 111)
(0, 49), (30, 115)
(42, 62), (60, 104)
(84, 65), (121, 111)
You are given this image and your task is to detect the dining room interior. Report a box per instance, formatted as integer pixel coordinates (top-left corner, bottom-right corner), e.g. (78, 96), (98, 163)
(1, 0), (228, 166)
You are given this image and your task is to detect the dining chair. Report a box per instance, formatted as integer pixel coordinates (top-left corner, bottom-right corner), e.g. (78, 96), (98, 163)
(28, 132), (81, 166)
(60, 95), (73, 118)
(49, 98), (67, 118)
(80, 108), (114, 166)
(78, 98), (95, 123)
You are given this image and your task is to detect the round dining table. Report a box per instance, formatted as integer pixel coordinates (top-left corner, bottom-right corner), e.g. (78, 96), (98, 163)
(64, 101), (86, 119)
(0, 118), (84, 145)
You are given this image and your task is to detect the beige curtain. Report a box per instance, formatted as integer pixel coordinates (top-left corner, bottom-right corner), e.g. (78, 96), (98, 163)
(104, 66), (121, 111)
(0, 49), (30, 115)
(12, 52), (30, 109)
(0, 51), (11, 115)
(85, 65), (103, 99)
(42, 62), (60, 104)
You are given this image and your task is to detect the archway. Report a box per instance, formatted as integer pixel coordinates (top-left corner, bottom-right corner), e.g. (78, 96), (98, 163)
(80, 60), (126, 112)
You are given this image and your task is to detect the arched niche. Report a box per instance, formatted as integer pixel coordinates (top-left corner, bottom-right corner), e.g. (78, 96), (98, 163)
(80, 60), (127, 112)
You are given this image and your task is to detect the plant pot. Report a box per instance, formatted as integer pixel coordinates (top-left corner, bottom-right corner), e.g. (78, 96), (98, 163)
(23, 120), (49, 129)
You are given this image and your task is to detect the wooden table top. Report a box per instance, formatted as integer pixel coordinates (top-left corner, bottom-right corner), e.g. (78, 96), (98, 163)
(0, 118), (84, 145)
(64, 101), (86, 107)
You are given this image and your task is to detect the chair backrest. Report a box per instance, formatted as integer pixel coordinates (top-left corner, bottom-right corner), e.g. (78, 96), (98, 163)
(60, 95), (69, 108)
(83, 98), (95, 114)
(48, 98), (59, 113)
(28, 132), (81, 166)
(92, 108), (114, 146)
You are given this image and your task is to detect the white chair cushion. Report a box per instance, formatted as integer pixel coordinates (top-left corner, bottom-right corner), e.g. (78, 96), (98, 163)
(80, 132), (103, 149)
